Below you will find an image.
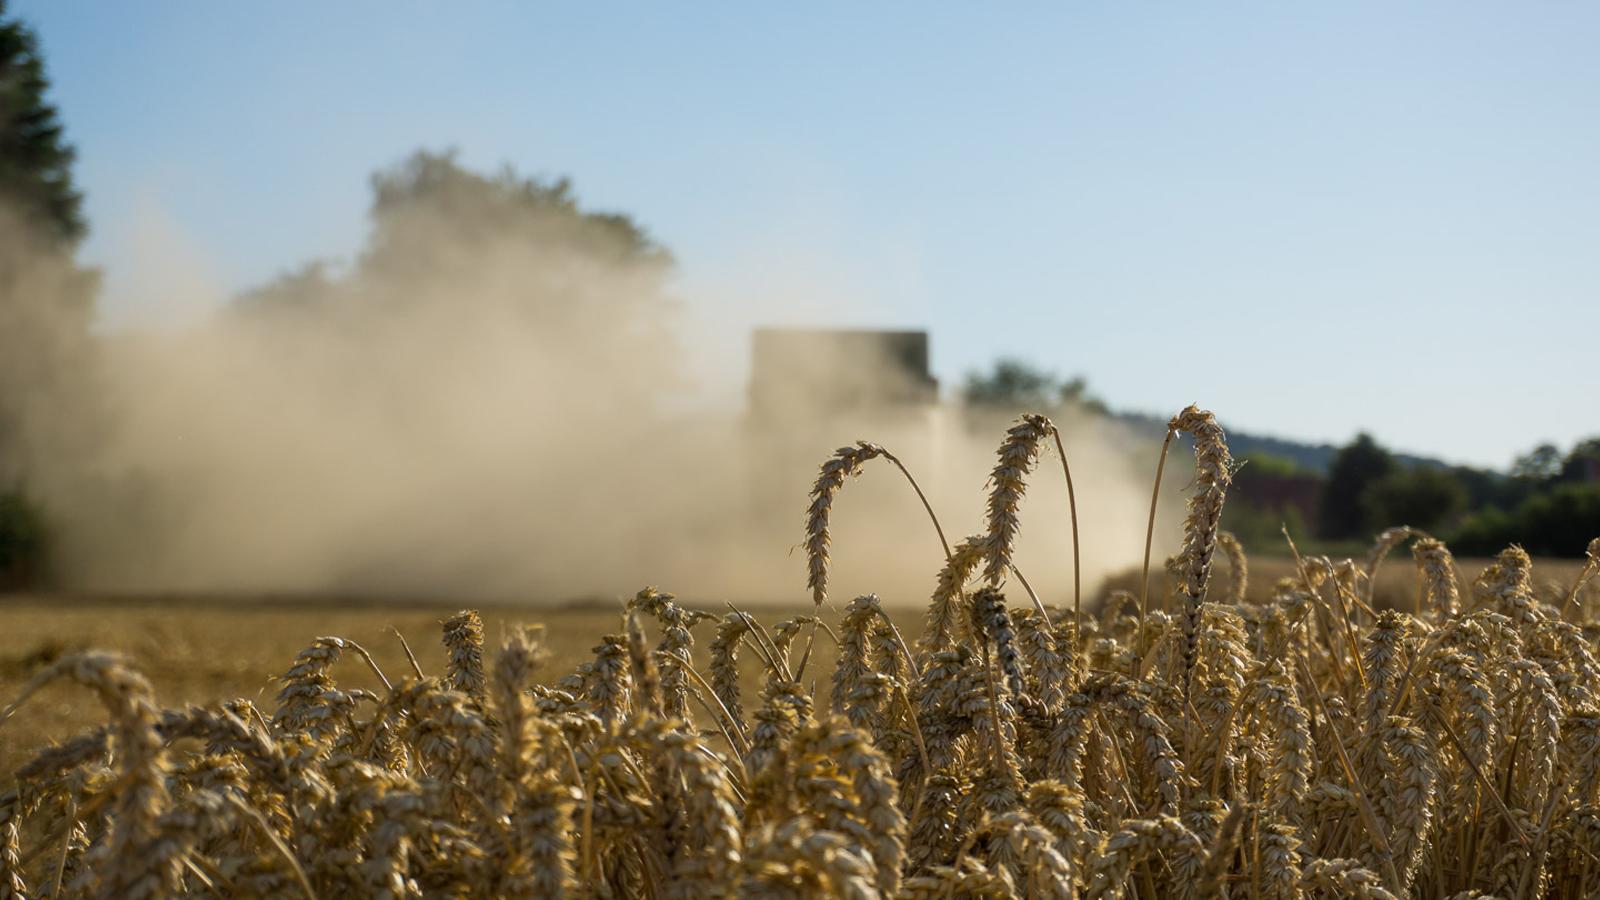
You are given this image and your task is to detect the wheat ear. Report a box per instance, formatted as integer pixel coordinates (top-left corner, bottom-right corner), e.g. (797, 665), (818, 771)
(1167, 405), (1232, 702)
(709, 613), (751, 727)
(1300, 857), (1400, 900)
(442, 609), (487, 704)
(491, 624), (547, 813)
(805, 441), (886, 606)
(1217, 531), (1247, 606)
(1365, 526), (1423, 602)
(983, 414), (1053, 587)
(1411, 537), (1460, 621)
(832, 594), (885, 729)
(1085, 816), (1202, 900)
(626, 610), (663, 719)
(917, 534), (988, 663)
(629, 586), (710, 720)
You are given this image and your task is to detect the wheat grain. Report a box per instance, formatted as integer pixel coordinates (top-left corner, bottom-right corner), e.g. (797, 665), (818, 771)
(1167, 405), (1232, 702)
(709, 613), (752, 728)
(1217, 531), (1248, 606)
(441, 610), (486, 705)
(917, 534), (987, 664)
(1362, 609), (1411, 735)
(1300, 857), (1399, 900)
(970, 587), (1025, 702)
(806, 441), (887, 606)
(983, 414), (1053, 588)
(1249, 660), (1312, 825)
(1377, 715), (1437, 893)
(1085, 816), (1201, 900)
(1411, 537), (1460, 620)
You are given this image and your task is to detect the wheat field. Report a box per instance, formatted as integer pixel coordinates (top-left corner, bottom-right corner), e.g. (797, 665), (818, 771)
(3, 405), (1599, 899)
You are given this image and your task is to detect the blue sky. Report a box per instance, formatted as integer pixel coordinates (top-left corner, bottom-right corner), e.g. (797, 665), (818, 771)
(15, 1), (1600, 469)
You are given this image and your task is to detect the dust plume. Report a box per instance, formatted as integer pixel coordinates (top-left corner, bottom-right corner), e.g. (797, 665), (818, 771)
(0, 203), (99, 583)
(17, 153), (1178, 608)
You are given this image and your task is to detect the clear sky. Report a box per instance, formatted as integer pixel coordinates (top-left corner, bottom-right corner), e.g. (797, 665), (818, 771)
(14, 1), (1600, 470)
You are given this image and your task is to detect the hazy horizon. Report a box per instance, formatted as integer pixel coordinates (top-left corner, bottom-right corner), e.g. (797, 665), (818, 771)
(5, 2), (1600, 608)
(15, 2), (1600, 469)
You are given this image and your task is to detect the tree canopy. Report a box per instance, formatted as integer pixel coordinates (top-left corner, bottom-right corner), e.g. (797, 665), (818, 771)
(0, 0), (83, 248)
(1362, 465), (1467, 535)
(1318, 432), (1397, 539)
(962, 359), (1106, 415)
(232, 149), (681, 416)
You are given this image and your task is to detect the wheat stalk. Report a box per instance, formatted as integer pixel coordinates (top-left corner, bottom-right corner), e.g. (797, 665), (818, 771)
(1167, 405), (1232, 703)
(983, 414), (1053, 588)
(805, 441), (886, 606)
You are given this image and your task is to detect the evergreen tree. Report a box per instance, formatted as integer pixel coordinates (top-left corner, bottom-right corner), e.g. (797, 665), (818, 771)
(0, 1), (97, 585)
(0, 0), (84, 246)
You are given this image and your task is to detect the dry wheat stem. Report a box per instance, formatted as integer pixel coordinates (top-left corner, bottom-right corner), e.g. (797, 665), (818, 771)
(1136, 426), (1176, 673)
(1046, 425), (1084, 633)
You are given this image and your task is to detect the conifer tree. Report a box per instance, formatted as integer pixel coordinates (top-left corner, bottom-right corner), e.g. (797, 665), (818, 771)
(0, 1), (96, 585)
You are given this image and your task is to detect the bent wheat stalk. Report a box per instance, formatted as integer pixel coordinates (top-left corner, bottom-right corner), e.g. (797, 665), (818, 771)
(1047, 423), (1084, 638)
(1136, 425), (1177, 672)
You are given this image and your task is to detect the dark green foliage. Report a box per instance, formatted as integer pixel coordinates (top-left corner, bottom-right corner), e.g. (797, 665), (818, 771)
(0, 488), (46, 587)
(1452, 482), (1600, 558)
(1219, 499), (1309, 551)
(1447, 464), (1522, 514)
(1557, 438), (1600, 486)
(0, 0), (83, 247)
(1458, 436), (1600, 556)
(962, 359), (1106, 414)
(963, 359), (1057, 408)
(1362, 466), (1468, 535)
(1511, 443), (1563, 481)
(1318, 433), (1397, 539)
(1235, 452), (1303, 479)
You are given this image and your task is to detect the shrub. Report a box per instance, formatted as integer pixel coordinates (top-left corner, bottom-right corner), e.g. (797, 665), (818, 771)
(0, 489), (48, 587)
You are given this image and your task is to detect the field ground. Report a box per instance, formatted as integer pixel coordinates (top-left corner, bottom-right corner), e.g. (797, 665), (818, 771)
(1, 552), (1593, 777)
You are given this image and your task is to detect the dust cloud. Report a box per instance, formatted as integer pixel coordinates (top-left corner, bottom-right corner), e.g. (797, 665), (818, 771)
(10, 154), (1179, 608)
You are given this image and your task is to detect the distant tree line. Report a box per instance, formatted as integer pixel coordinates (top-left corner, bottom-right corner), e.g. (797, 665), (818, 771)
(962, 359), (1107, 417)
(1244, 432), (1600, 557)
(961, 359), (1600, 558)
